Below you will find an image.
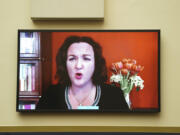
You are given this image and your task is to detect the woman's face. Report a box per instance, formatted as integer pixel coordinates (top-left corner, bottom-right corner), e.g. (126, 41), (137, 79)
(66, 42), (95, 87)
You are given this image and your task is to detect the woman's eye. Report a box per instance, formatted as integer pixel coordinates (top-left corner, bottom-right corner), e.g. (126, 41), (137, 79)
(68, 57), (75, 61)
(84, 57), (91, 61)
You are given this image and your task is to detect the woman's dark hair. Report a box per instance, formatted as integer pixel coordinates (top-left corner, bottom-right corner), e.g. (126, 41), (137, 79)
(56, 36), (107, 85)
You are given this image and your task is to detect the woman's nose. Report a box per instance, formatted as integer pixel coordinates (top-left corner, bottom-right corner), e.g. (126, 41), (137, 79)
(75, 59), (83, 69)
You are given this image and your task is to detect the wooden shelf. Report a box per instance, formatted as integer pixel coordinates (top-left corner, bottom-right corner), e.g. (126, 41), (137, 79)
(18, 31), (52, 109)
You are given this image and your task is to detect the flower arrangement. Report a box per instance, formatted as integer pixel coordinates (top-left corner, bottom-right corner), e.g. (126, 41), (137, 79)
(110, 58), (144, 109)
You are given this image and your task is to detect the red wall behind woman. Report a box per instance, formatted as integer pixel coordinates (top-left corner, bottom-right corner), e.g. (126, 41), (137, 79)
(51, 32), (159, 109)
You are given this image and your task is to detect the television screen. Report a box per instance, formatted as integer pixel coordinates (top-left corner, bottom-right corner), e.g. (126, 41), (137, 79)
(17, 30), (160, 112)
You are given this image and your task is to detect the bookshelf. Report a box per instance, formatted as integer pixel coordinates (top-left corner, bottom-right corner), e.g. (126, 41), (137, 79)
(18, 31), (52, 110)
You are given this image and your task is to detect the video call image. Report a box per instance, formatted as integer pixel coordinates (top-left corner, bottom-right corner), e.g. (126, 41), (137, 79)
(17, 30), (160, 112)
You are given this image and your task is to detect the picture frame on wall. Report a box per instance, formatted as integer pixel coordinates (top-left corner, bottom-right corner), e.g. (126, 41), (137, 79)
(17, 30), (160, 112)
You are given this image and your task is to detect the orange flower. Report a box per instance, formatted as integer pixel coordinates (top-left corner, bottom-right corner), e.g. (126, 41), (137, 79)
(110, 63), (117, 74)
(132, 65), (144, 72)
(135, 65), (144, 72)
(132, 64), (137, 71)
(110, 58), (144, 76)
(121, 68), (128, 75)
(131, 59), (136, 64)
(115, 61), (123, 70)
(130, 70), (136, 76)
(110, 62), (123, 74)
(122, 58), (130, 63)
(124, 62), (133, 70)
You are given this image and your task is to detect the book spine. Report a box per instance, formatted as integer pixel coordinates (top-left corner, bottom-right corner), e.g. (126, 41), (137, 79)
(19, 64), (23, 91)
(32, 65), (35, 91)
(27, 64), (32, 91)
(24, 64), (28, 91)
(31, 104), (36, 110)
(19, 104), (36, 110)
(24, 104), (31, 110)
(20, 64), (26, 91)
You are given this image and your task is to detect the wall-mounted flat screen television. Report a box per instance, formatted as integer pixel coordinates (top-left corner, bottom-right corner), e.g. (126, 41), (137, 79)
(17, 30), (160, 112)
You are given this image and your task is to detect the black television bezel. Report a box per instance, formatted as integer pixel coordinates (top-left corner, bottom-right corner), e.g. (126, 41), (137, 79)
(16, 29), (160, 113)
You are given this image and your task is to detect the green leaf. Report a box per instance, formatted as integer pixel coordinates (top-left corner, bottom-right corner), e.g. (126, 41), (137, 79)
(111, 83), (116, 87)
(126, 71), (130, 79)
(136, 87), (140, 91)
(127, 82), (133, 93)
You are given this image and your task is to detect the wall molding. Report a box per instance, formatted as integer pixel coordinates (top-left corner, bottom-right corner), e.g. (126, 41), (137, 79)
(0, 126), (179, 133)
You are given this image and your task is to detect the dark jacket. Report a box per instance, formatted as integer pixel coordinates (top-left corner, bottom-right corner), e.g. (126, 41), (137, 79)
(36, 84), (129, 112)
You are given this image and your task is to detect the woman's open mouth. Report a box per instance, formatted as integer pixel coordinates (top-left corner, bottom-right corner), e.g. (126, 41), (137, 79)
(75, 73), (83, 79)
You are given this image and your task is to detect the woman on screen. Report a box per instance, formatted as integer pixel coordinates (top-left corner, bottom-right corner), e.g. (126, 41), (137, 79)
(37, 36), (129, 111)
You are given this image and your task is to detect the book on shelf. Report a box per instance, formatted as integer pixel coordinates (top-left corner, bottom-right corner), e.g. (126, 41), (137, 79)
(32, 65), (35, 91)
(19, 64), (36, 91)
(19, 104), (36, 110)
(27, 65), (32, 91)
(20, 32), (39, 54)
